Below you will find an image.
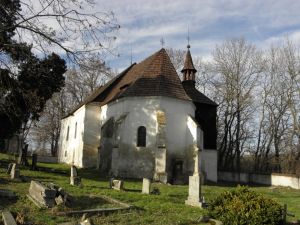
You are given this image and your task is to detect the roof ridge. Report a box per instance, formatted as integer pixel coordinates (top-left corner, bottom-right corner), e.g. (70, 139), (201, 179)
(63, 63), (136, 118)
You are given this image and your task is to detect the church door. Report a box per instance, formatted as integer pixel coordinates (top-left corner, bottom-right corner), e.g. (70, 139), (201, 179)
(172, 159), (184, 184)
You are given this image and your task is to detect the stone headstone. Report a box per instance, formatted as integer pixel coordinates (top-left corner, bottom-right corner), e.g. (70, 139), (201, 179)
(28, 180), (57, 208)
(55, 195), (65, 205)
(142, 178), (151, 194)
(185, 149), (203, 208)
(10, 163), (20, 180)
(112, 179), (124, 191)
(185, 175), (203, 208)
(2, 211), (17, 225)
(70, 166), (81, 186)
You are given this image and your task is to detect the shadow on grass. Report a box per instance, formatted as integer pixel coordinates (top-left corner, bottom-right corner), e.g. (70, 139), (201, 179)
(124, 188), (141, 193)
(0, 197), (18, 210)
(71, 195), (116, 210)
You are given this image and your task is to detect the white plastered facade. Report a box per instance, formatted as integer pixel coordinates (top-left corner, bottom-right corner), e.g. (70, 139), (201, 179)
(58, 96), (217, 182)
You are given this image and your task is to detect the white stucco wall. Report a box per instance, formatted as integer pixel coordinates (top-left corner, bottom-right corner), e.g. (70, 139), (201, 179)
(58, 95), (218, 180)
(101, 96), (196, 151)
(100, 96), (196, 178)
(218, 171), (300, 189)
(82, 104), (101, 167)
(58, 105), (86, 167)
(99, 96), (217, 181)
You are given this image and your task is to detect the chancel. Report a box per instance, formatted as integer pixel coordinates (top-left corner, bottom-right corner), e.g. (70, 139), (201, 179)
(58, 46), (218, 183)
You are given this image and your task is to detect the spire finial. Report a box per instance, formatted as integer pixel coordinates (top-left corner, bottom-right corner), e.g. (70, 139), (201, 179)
(160, 37), (165, 48)
(187, 26), (190, 49)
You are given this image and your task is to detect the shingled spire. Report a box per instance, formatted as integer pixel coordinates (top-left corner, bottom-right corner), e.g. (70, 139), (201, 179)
(181, 45), (197, 84)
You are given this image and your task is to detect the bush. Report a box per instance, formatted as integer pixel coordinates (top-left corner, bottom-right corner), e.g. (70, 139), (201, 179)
(208, 186), (283, 225)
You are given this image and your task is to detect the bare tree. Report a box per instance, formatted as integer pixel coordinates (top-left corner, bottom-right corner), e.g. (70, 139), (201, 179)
(1, 0), (120, 71)
(212, 38), (263, 172)
(29, 59), (113, 156)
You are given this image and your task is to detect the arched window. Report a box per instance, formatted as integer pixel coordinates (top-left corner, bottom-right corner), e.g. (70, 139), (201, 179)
(74, 122), (77, 139)
(66, 126), (70, 141)
(137, 126), (146, 147)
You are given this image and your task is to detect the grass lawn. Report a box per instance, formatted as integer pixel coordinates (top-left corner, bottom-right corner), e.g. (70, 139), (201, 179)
(0, 153), (300, 225)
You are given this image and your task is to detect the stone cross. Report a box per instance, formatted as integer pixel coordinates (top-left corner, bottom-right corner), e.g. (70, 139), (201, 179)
(193, 148), (200, 175)
(185, 147), (203, 208)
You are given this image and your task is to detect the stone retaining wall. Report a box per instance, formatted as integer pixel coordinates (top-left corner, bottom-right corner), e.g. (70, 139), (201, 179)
(218, 171), (300, 189)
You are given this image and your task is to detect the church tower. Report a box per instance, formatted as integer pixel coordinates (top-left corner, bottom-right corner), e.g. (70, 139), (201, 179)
(181, 44), (197, 84)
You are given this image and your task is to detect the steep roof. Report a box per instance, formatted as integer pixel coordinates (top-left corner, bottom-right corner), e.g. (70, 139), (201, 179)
(116, 48), (191, 101)
(181, 46), (197, 73)
(64, 48), (192, 118)
(182, 81), (218, 106)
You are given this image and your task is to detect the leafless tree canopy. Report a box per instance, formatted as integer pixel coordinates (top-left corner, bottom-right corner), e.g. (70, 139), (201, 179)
(1, 0), (120, 70)
(167, 38), (300, 175)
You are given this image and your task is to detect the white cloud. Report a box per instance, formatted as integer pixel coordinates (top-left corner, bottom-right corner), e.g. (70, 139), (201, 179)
(19, 0), (300, 70)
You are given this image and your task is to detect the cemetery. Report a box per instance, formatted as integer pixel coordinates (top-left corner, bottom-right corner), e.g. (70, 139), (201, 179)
(0, 153), (300, 225)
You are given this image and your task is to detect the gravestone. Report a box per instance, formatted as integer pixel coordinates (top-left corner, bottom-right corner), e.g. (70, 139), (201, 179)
(10, 163), (20, 180)
(185, 149), (203, 208)
(70, 166), (81, 186)
(142, 178), (151, 194)
(31, 153), (38, 170)
(2, 211), (17, 225)
(28, 180), (56, 208)
(112, 179), (124, 191)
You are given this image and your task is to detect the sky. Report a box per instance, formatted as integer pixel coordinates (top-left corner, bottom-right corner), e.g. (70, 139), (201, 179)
(91, 0), (300, 71)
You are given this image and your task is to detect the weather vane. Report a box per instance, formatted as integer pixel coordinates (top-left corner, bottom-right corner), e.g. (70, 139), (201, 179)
(160, 37), (165, 48)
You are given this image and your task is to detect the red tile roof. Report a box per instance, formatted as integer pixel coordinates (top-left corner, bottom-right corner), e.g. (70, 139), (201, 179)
(64, 48), (217, 118)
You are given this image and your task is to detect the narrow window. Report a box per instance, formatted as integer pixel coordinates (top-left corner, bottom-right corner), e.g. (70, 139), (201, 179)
(137, 126), (146, 147)
(74, 122), (77, 139)
(65, 151), (67, 157)
(66, 126), (70, 141)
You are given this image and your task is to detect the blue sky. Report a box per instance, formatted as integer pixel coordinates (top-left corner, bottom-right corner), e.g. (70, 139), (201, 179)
(78, 0), (300, 71)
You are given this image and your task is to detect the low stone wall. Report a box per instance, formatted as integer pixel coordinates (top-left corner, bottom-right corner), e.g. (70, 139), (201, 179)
(218, 171), (300, 189)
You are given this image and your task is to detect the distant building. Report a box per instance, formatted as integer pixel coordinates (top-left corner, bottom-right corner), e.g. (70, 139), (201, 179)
(58, 46), (218, 183)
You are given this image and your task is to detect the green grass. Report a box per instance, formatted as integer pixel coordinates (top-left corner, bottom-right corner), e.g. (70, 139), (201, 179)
(0, 153), (300, 225)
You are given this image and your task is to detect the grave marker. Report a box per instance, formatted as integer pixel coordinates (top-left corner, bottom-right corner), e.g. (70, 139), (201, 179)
(70, 166), (81, 186)
(142, 178), (151, 194)
(10, 164), (20, 180)
(112, 179), (124, 191)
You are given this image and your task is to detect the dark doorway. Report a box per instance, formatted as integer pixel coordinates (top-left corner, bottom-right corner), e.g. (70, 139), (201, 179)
(172, 159), (184, 184)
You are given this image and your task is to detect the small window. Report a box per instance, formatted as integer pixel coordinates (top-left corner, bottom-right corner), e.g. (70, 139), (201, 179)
(74, 122), (77, 139)
(66, 126), (70, 141)
(137, 126), (146, 147)
(65, 151), (67, 157)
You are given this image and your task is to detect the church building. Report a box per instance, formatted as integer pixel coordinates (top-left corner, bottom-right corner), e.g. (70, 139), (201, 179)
(58, 46), (218, 183)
